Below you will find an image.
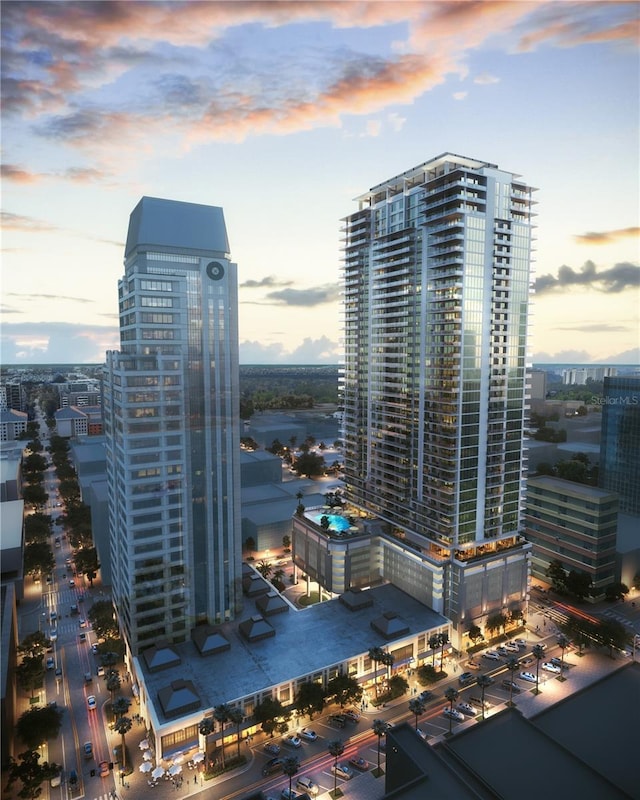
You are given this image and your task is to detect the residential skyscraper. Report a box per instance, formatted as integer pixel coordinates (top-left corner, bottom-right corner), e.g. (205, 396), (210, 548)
(339, 153), (535, 636)
(599, 376), (640, 514)
(103, 197), (242, 655)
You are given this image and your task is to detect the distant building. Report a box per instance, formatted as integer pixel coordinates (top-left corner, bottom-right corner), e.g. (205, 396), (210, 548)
(54, 406), (89, 438)
(599, 376), (640, 514)
(0, 382), (26, 412)
(525, 475), (617, 598)
(0, 408), (27, 442)
(562, 366), (617, 385)
(530, 368), (547, 400)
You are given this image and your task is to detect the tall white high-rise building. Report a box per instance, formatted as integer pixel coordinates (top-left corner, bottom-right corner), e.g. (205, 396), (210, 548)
(317, 152), (534, 642)
(103, 197), (242, 655)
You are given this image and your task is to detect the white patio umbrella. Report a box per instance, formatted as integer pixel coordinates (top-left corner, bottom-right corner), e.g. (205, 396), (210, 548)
(139, 739), (150, 750)
(151, 766), (165, 780)
(168, 764), (182, 776)
(143, 750), (153, 761)
(139, 762), (152, 773)
(172, 753), (185, 765)
(191, 752), (205, 764)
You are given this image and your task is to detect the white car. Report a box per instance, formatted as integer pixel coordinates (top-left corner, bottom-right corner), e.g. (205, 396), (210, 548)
(542, 662), (562, 673)
(457, 702), (478, 717)
(296, 776), (319, 796)
(519, 671), (537, 683)
(504, 642), (520, 653)
(282, 735), (302, 748)
(87, 695), (97, 711)
(443, 707), (465, 722)
(298, 729), (318, 742)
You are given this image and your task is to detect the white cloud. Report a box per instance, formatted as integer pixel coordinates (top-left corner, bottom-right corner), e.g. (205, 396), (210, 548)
(387, 112), (407, 132)
(474, 73), (500, 85)
(453, 91), (468, 101)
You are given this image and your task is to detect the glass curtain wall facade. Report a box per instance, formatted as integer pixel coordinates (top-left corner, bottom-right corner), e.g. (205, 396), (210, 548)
(341, 153), (535, 556)
(103, 197), (242, 655)
(599, 376), (640, 514)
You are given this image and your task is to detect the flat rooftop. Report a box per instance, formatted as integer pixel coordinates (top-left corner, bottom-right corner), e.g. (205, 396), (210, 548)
(138, 581), (448, 723)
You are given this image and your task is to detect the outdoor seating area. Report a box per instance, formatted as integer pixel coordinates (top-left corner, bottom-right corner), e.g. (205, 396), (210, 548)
(137, 736), (205, 788)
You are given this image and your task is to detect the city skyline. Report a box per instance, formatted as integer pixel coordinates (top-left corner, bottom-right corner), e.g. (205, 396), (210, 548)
(1, 1), (639, 366)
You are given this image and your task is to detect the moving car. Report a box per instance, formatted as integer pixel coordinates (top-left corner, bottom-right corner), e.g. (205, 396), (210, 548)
(46, 657), (55, 670)
(83, 741), (93, 759)
(418, 689), (433, 702)
(50, 770), (62, 787)
(519, 671), (537, 683)
(97, 665), (105, 677)
(79, 618), (87, 628)
(55, 667), (62, 679)
(349, 755), (369, 771)
(50, 610), (57, 622)
(87, 695), (97, 711)
(49, 628), (58, 641)
(92, 643), (99, 654)
(331, 763), (353, 780)
(79, 632), (87, 643)
(443, 708), (465, 722)
(84, 672), (92, 683)
(264, 742), (281, 755)
(99, 760), (110, 777)
(298, 729), (318, 742)
(69, 770), (78, 786)
(542, 662), (562, 673)
(261, 757), (283, 777)
(296, 776), (319, 796)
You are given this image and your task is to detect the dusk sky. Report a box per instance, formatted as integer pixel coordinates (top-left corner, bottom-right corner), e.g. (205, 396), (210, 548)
(1, 1), (639, 366)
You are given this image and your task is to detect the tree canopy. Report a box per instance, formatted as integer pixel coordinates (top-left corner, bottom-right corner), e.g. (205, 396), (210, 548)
(16, 706), (64, 750)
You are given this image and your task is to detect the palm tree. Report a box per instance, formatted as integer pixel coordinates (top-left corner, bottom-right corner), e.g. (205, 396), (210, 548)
(228, 707), (244, 759)
(282, 755), (300, 799)
(106, 672), (121, 704)
(557, 633), (570, 678)
(114, 715), (132, 773)
(327, 739), (345, 798)
(505, 657), (519, 706)
(368, 647), (385, 697)
(381, 650), (395, 682)
(444, 687), (459, 735)
(408, 698), (425, 730)
(371, 719), (387, 772)
(476, 674), (492, 720)
(256, 560), (272, 580)
(199, 717), (214, 770)
(532, 644), (545, 694)
(428, 634), (440, 667)
(214, 704), (231, 768)
(111, 696), (130, 720)
(439, 632), (449, 669)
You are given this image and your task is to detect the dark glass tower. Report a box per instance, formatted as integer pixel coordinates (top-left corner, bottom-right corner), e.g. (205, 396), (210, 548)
(599, 376), (640, 514)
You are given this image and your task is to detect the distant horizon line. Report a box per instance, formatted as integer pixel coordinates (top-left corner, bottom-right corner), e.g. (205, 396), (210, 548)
(2, 361), (639, 370)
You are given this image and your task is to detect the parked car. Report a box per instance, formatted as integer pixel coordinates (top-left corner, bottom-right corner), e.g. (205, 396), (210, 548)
(281, 790), (298, 800)
(344, 708), (360, 722)
(84, 672), (93, 683)
(87, 695), (97, 711)
(79, 618), (87, 628)
(519, 671), (537, 683)
(50, 770), (62, 787)
(92, 643), (99, 655)
(482, 651), (500, 661)
(70, 604), (79, 615)
(504, 642), (520, 653)
(501, 679), (521, 693)
(83, 741), (93, 759)
(46, 657), (55, 670)
(550, 657), (565, 668)
(443, 708), (465, 722)
(349, 755), (369, 771)
(418, 689), (433, 702)
(296, 776), (319, 796)
(331, 763), (353, 780)
(514, 639), (527, 648)
(542, 662), (562, 674)
(458, 671), (475, 687)
(69, 770), (78, 786)
(466, 660), (481, 670)
(298, 729), (318, 742)
(469, 696), (491, 710)
(79, 632), (87, 643)
(261, 757), (283, 777)
(456, 702), (478, 716)
(97, 665), (105, 677)
(497, 646), (509, 657)
(68, 579), (75, 587)
(264, 742), (281, 756)
(282, 734), (302, 748)
(330, 714), (346, 728)
(55, 667), (62, 679)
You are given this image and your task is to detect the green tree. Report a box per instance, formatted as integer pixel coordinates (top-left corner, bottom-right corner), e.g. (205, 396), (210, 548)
(326, 673), (362, 708)
(556, 633), (570, 678)
(254, 697), (290, 737)
(565, 570), (592, 600)
(256, 560), (272, 579)
(106, 671), (121, 703)
(604, 582), (629, 602)
(282, 755), (300, 800)
(556, 459), (589, 483)
(371, 719), (386, 773)
(23, 452), (48, 475)
(228, 707), (244, 759)
(282, 534), (291, 551)
(16, 656), (45, 698)
(5, 750), (60, 800)
(74, 547), (100, 586)
(408, 697), (425, 730)
(476, 674), (492, 720)
(428, 634), (440, 667)
(328, 738), (345, 795)
(214, 704), (231, 768)
(22, 484), (48, 508)
(111, 696), (131, 719)
(16, 706), (64, 750)
(485, 613), (507, 638)
(505, 657), (519, 705)
(438, 632), (449, 668)
(467, 625), (482, 645)
(293, 451), (326, 478)
(199, 717), (214, 770)
(88, 600), (119, 641)
(532, 644), (546, 693)
(294, 681), (325, 720)
(444, 687), (459, 735)
(24, 542), (55, 579)
(387, 674), (409, 698)
(596, 619), (632, 657)
(24, 513), (52, 544)
(18, 632), (49, 660)
(114, 716), (132, 772)
(368, 646), (386, 697)
(535, 461), (555, 476)
(546, 559), (567, 591)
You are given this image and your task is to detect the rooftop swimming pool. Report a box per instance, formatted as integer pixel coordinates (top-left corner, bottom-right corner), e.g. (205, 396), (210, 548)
(310, 512), (351, 532)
